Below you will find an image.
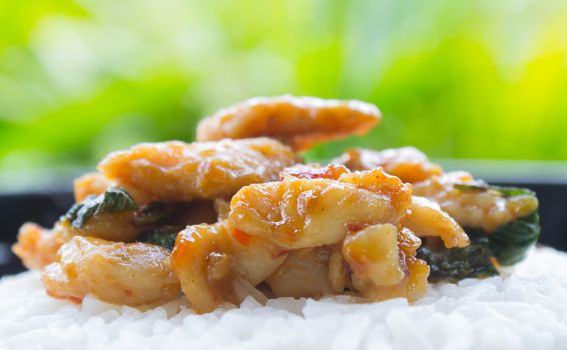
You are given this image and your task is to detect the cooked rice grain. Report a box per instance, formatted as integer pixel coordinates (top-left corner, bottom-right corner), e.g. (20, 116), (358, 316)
(1, 248), (567, 350)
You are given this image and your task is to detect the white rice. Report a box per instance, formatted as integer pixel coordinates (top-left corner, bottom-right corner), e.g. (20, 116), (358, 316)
(1, 248), (567, 350)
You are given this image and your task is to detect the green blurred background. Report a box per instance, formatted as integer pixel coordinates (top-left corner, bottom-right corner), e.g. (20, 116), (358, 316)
(1, 0), (567, 190)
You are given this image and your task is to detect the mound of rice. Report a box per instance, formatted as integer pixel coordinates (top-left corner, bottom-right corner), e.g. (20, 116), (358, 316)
(1, 248), (566, 350)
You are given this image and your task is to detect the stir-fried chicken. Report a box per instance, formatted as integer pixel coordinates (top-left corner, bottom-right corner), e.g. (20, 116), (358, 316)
(11, 96), (539, 314)
(98, 138), (299, 203)
(43, 236), (180, 306)
(196, 96), (380, 151)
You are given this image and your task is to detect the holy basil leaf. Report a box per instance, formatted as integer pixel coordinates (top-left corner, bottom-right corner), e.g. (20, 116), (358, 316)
(417, 244), (498, 282)
(73, 198), (100, 228)
(96, 188), (138, 213)
(453, 182), (490, 193)
(64, 195), (100, 228)
(493, 186), (535, 198)
(137, 226), (181, 250)
(468, 211), (540, 266)
(64, 201), (84, 224)
(64, 188), (138, 228)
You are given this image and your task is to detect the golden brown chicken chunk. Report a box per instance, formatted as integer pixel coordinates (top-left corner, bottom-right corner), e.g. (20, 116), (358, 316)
(42, 236), (180, 306)
(266, 247), (337, 298)
(403, 196), (469, 248)
(351, 226), (429, 302)
(173, 222), (429, 313)
(172, 223), (234, 313)
(12, 211), (151, 270)
(12, 223), (68, 270)
(172, 166), (459, 313)
(73, 172), (153, 204)
(334, 147), (536, 234)
(279, 164), (467, 249)
(172, 222), (285, 314)
(413, 172), (539, 232)
(333, 147), (442, 183)
(98, 138), (299, 203)
(73, 172), (113, 203)
(266, 224), (429, 302)
(342, 224), (405, 287)
(196, 96), (381, 151)
(60, 211), (141, 243)
(228, 168), (413, 249)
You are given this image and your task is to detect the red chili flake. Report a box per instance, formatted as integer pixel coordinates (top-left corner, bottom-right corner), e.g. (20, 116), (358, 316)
(346, 223), (366, 234)
(232, 229), (251, 246)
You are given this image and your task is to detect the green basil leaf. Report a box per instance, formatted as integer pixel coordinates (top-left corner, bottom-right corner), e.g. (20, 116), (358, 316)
(472, 211), (540, 266)
(72, 197), (100, 228)
(96, 188), (138, 213)
(417, 243), (498, 282)
(63, 188), (138, 228)
(492, 186), (535, 198)
(137, 226), (181, 250)
(453, 182), (490, 193)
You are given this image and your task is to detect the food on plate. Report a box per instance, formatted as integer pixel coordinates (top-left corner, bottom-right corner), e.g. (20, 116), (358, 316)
(12, 223), (67, 270)
(196, 96), (381, 151)
(335, 146), (540, 281)
(414, 177), (540, 280)
(333, 147), (442, 183)
(98, 138), (298, 203)
(172, 166), (449, 313)
(412, 171), (538, 233)
(42, 236), (180, 306)
(11, 96), (540, 313)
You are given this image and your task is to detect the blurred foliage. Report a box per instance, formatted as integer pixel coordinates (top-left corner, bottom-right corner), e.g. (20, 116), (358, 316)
(1, 0), (567, 172)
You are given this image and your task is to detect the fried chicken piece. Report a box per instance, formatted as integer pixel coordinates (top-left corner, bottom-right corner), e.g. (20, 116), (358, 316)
(172, 222), (283, 313)
(13, 212), (148, 270)
(76, 177), (224, 246)
(342, 223), (405, 287)
(12, 223), (68, 270)
(173, 166), (475, 312)
(42, 236), (180, 306)
(403, 196), (469, 248)
(227, 168), (412, 249)
(266, 247), (336, 298)
(233, 166), (467, 249)
(351, 227), (429, 302)
(196, 96), (381, 151)
(333, 147), (442, 183)
(413, 172), (539, 232)
(229, 228), (288, 286)
(98, 138), (299, 203)
(73, 172), (152, 204)
(73, 172), (112, 203)
(59, 212), (141, 243)
(335, 148), (535, 234)
(248, 225), (428, 302)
